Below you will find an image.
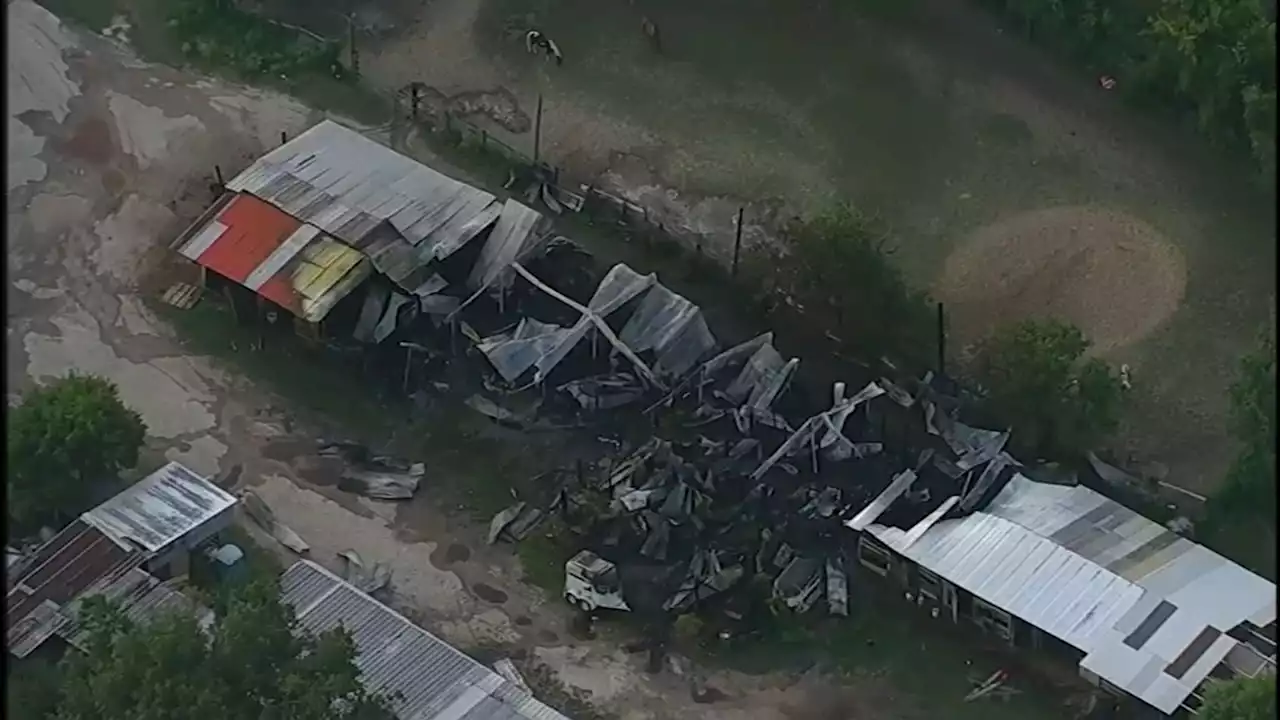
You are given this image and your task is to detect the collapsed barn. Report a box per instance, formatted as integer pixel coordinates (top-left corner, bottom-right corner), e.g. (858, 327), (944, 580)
(171, 120), (1276, 718)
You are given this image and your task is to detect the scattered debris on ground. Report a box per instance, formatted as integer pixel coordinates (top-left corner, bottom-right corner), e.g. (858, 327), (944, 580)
(965, 669), (1020, 703)
(337, 549), (392, 596)
(241, 490), (310, 554)
(161, 281), (203, 309)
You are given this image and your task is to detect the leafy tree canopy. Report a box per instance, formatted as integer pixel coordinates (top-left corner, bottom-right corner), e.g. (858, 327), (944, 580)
(756, 206), (933, 367)
(1198, 675), (1277, 720)
(975, 318), (1126, 460)
(1218, 332), (1276, 521)
(54, 577), (394, 720)
(7, 373), (147, 536)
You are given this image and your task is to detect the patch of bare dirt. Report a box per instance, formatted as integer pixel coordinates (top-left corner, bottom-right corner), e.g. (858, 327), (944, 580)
(406, 84), (530, 133)
(935, 205), (1187, 356)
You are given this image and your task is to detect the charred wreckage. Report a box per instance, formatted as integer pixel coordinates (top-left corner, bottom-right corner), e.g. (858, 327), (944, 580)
(173, 121), (1272, 717)
(180, 121), (1074, 636)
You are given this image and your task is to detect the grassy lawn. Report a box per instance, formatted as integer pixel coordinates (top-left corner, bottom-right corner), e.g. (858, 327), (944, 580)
(40, 0), (393, 126)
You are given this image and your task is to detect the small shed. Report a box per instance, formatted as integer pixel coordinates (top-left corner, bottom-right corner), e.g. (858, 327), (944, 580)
(81, 461), (238, 576)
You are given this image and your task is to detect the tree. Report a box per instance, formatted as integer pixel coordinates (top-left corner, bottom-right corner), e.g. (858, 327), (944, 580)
(1198, 675), (1276, 720)
(975, 318), (1126, 460)
(56, 577), (395, 720)
(8, 373), (147, 536)
(7, 656), (64, 720)
(751, 206), (933, 367)
(1217, 332), (1276, 521)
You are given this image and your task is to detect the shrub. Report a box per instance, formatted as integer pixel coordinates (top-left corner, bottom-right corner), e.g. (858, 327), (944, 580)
(974, 318), (1127, 460)
(986, 0), (1276, 185)
(750, 206), (934, 368)
(1215, 331), (1276, 521)
(169, 0), (346, 80)
(1198, 675), (1276, 720)
(7, 374), (147, 536)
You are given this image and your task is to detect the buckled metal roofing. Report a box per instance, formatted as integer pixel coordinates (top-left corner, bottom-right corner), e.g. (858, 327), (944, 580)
(227, 120), (504, 291)
(56, 567), (213, 652)
(6, 520), (143, 657)
(476, 263), (716, 386)
(81, 462), (237, 554)
(865, 474), (1276, 714)
(174, 191), (372, 322)
(280, 560), (570, 720)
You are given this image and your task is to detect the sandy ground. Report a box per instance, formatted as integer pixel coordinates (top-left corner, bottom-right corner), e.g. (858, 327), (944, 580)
(936, 205), (1189, 356)
(7, 3), (892, 718)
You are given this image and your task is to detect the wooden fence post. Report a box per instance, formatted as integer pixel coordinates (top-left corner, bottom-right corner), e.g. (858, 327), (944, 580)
(732, 206), (745, 278)
(936, 302), (947, 376)
(532, 93), (544, 164)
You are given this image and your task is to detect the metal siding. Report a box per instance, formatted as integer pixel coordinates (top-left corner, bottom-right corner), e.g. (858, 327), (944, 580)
(56, 568), (211, 650)
(176, 192), (369, 323)
(280, 561), (568, 720)
(227, 121), (500, 277)
(868, 473), (1276, 715)
(244, 224), (321, 290)
(80, 462), (237, 554)
(180, 220), (228, 261)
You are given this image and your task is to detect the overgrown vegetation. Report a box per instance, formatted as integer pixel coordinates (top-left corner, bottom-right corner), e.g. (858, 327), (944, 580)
(984, 0), (1276, 184)
(1198, 675), (1277, 720)
(1215, 331), (1276, 522)
(169, 0), (346, 81)
(974, 318), (1127, 461)
(8, 374), (147, 537)
(19, 577), (394, 720)
(748, 207), (935, 369)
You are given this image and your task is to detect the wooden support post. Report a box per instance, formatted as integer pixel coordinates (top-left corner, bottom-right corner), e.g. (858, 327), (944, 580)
(936, 302), (946, 376)
(532, 93), (544, 165)
(732, 206), (745, 278)
(402, 346), (413, 392)
(348, 14), (360, 76)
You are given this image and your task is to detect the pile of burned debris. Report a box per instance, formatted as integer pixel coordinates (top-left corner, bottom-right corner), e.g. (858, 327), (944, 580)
(288, 194), (1030, 632)
(481, 323), (1026, 631)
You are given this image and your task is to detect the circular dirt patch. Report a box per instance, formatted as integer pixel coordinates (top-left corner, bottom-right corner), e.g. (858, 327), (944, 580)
(935, 206), (1187, 355)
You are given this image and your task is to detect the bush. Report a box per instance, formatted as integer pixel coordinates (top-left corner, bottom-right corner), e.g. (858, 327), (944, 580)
(57, 578), (395, 720)
(974, 318), (1127, 460)
(1198, 675), (1276, 720)
(985, 0), (1276, 185)
(7, 374), (147, 536)
(1215, 332), (1276, 521)
(749, 206), (934, 368)
(169, 0), (346, 80)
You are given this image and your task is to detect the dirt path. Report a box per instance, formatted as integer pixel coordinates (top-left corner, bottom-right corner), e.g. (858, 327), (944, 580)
(9, 3), (949, 719)
(339, 0), (1275, 494)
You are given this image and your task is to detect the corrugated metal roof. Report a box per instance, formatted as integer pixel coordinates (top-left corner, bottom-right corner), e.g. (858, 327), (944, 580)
(227, 120), (501, 289)
(6, 520), (143, 657)
(867, 475), (1277, 714)
(176, 192), (372, 322)
(56, 567), (213, 651)
(81, 462), (237, 554)
(467, 200), (552, 292)
(280, 561), (570, 720)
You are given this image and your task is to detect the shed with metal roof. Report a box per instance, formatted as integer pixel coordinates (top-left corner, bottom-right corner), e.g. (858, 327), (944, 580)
(81, 461), (238, 557)
(173, 191), (373, 323)
(280, 560), (571, 720)
(226, 120), (505, 294)
(860, 474), (1276, 715)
